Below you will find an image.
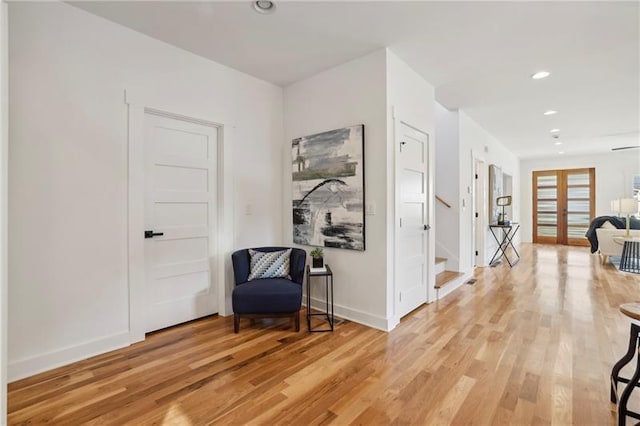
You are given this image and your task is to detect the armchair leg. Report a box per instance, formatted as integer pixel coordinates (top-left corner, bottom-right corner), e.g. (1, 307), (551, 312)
(234, 313), (240, 333)
(294, 311), (300, 332)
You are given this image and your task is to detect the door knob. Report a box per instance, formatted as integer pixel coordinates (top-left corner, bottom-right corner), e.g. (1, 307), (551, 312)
(145, 230), (164, 239)
(424, 224), (431, 231)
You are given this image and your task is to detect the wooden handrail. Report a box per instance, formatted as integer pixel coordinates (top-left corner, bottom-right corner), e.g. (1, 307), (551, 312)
(436, 195), (452, 209)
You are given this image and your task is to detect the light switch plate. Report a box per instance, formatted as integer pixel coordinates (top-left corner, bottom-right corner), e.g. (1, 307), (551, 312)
(365, 203), (376, 215)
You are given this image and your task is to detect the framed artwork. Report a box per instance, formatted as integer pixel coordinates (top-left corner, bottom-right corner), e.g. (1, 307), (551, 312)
(633, 175), (640, 199)
(292, 125), (365, 251)
(488, 164), (503, 224)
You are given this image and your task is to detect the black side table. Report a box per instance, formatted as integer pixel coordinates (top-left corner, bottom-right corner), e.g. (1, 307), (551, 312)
(306, 264), (334, 332)
(488, 223), (520, 267)
(619, 239), (640, 274)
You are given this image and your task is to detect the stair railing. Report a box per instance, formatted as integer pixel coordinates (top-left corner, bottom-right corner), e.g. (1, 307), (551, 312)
(436, 195), (452, 209)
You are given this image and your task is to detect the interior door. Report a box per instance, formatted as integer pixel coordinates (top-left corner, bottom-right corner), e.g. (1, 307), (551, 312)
(533, 168), (594, 246)
(473, 158), (485, 267)
(397, 122), (429, 318)
(144, 113), (218, 332)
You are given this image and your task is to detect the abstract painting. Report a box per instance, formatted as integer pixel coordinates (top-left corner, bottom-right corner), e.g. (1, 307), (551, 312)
(488, 164), (503, 225)
(292, 125), (365, 251)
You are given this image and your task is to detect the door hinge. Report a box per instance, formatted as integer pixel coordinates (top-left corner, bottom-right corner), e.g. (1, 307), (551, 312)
(400, 141), (406, 152)
(399, 292), (402, 302)
(475, 212), (479, 218)
(475, 250), (479, 256)
(475, 173), (478, 179)
(399, 217), (402, 227)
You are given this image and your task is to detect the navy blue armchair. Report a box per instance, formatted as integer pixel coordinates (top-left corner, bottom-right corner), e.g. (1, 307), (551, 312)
(231, 247), (306, 333)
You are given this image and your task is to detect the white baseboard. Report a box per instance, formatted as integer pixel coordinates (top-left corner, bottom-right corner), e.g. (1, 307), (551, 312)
(8, 330), (131, 382)
(305, 297), (394, 332)
(436, 271), (473, 300)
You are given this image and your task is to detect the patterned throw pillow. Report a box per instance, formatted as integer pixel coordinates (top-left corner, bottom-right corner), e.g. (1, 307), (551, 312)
(247, 248), (292, 281)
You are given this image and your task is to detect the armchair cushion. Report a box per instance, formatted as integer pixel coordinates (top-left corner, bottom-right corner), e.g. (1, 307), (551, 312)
(232, 278), (302, 314)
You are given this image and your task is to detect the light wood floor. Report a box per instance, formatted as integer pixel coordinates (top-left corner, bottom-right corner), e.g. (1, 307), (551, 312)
(8, 243), (640, 425)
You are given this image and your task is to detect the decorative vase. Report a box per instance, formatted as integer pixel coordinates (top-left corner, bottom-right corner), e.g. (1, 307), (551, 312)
(312, 257), (324, 268)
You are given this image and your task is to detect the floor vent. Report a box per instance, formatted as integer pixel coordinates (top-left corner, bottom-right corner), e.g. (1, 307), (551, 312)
(466, 279), (477, 285)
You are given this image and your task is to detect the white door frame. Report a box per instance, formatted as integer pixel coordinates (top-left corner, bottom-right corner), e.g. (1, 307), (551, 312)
(392, 110), (435, 327)
(125, 90), (234, 343)
(0, 2), (8, 419)
(471, 151), (487, 267)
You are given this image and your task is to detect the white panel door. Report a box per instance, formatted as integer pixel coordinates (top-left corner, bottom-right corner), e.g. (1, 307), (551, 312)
(144, 113), (218, 332)
(473, 159), (484, 267)
(397, 122), (429, 318)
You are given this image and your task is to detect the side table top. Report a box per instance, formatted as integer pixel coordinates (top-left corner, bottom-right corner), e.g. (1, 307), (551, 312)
(620, 303), (640, 321)
(307, 264), (332, 276)
(489, 223), (519, 228)
(613, 236), (640, 245)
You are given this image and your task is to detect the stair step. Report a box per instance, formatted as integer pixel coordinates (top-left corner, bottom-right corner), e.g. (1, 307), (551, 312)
(435, 270), (464, 289)
(435, 257), (447, 274)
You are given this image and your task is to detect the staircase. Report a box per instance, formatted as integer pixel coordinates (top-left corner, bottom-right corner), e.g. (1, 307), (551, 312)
(435, 257), (463, 293)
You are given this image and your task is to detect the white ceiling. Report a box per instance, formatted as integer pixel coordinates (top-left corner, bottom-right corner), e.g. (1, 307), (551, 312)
(70, 1), (640, 159)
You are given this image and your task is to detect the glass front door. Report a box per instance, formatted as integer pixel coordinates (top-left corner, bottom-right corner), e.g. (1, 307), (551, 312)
(533, 168), (595, 246)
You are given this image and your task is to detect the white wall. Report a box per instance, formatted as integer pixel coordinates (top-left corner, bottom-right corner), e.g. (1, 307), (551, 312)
(459, 111), (520, 271)
(520, 151), (640, 243)
(386, 50), (436, 313)
(283, 49), (436, 329)
(283, 49), (389, 330)
(434, 102), (460, 271)
(9, 2), (284, 380)
(1, 1), (8, 420)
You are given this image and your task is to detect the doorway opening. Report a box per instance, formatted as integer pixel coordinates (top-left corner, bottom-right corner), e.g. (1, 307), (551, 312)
(126, 96), (229, 344)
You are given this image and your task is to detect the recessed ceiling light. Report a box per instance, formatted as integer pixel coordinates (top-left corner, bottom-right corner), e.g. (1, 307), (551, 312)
(558, 151), (565, 154)
(550, 128), (560, 133)
(253, 1), (276, 14)
(554, 141), (562, 146)
(531, 70), (551, 80)
(543, 110), (557, 115)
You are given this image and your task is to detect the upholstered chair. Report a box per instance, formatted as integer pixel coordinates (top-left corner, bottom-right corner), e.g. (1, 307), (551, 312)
(231, 247), (306, 333)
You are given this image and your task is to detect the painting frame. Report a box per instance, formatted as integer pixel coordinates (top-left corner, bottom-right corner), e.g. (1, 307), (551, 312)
(292, 124), (365, 251)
